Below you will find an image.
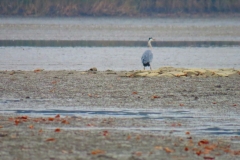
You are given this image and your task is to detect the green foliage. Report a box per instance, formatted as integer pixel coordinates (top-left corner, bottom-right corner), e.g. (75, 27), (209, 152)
(0, 0), (240, 16)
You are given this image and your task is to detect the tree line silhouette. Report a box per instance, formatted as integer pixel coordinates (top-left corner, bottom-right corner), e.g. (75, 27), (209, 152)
(1, 0), (240, 16)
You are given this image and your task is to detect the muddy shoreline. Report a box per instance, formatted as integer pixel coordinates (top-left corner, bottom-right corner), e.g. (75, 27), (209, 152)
(0, 70), (240, 159)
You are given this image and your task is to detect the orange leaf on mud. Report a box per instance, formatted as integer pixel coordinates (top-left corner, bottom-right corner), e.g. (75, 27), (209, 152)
(132, 92), (138, 95)
(185, 131), (190, 135)
(39, 129), (43, 133)
(179, 103), (184, 106)
(185, 147), (189, 151)
(29, 125), (34, 129)
(151, 95), (160, 99)
(55, 114), (60, 118)
(233, 104), (237, 107)
(164, 147), (174, 153)
(61, 120), (70, 124)
(233, 150), (240, 155)
(203, 148), (212, 155)
(15, 119), (21, 125)
(127, 135), (131, 140)
(204, 144), (217, 151)
(48, 117), (54, 121)
(0, 125), (3, 128)
(196, 150), (202, 156)
(55, 128), (61, 132)
(103, 130), (109, 136)
(91, 149), (105, 155)
(34, 68), (44, 73)
(135, 151), (142, 156)
(46, 138), (55, 142)
(155, 146), (163, 150)
(21, 116), (28, 119)
(198, 139), (209, 146)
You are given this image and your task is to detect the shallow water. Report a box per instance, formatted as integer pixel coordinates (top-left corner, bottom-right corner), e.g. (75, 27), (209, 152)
(1, 107), (240, 137)
(0, 46), (239, 71)
(1, 17), (240, 71)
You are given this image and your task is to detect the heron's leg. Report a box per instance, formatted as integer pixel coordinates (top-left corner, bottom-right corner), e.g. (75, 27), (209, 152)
(150, 64), (152, 70)
(143, 67), (145, 70)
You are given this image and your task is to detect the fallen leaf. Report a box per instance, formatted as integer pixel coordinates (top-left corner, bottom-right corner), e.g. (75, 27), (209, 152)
(127, 135), (131, 140)
(204, 144), (217, 151)
(0, 126), (3, 128)
(155, 146), (163, 150)
(196, 150), (202, 156)
(91, 149), (105, 155)
(185, 147), (189, 151)
(179, 103), (184, 106)
(185, 131), (190, 135)
(164, 147), (174, 153)
(151, 95), (160, 99)
(29, 125), (34, 129)
(233, 150), (240, 155)
(46, 138), (55, 142)
(15, 119), (21, 125)
(198, 139), (209, 146)
(103, 130), (109, 136)
(54, 128), (61, 132)
(55, 114), (60, 118)
(132, 92), (138, 95)
(34, 68), (44, 73)
(39, 129), (43, 133)
(134, 151), (142, 156)
(224, 149), (232, 154)
(61, 120), (70, 124)
(233, 104), (237, 107)
(20, 116), (28, 119)
(48, 117), (54, 121)
(212, 102), (217, 104)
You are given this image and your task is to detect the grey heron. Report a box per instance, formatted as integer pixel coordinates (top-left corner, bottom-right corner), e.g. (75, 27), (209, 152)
(141, 37), (155, 70)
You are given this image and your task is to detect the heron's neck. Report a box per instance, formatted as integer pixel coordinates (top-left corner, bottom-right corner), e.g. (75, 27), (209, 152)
(148, 41), (152, 48)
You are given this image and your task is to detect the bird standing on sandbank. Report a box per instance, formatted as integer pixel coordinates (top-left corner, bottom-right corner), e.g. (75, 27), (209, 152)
(141, 37), (155, 70)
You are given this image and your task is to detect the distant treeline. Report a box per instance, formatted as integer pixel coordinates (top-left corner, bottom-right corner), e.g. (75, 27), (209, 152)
(1, 0), (240, 16)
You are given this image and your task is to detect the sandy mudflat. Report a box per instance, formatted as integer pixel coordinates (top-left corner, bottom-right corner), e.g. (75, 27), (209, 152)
(0, 70), (240, 160)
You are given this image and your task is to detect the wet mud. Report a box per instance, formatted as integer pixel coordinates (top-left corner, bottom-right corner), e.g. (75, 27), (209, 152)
(0, 70), (240, 159)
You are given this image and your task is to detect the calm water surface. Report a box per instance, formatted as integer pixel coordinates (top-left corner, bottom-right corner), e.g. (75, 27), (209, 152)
(0, 17), (240, 70)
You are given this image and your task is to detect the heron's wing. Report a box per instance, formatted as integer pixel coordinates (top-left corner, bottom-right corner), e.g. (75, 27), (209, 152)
(141, 50), (153, 64)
